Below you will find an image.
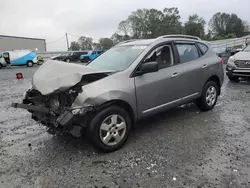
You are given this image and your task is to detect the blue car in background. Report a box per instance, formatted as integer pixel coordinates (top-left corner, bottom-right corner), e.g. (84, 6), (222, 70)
(80, 50), (104, 63)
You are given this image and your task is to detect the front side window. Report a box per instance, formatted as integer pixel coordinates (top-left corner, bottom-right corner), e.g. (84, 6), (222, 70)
(87, 45), (146, 71)
(176, 44), (200, 63)
(144, 45), (174, 69)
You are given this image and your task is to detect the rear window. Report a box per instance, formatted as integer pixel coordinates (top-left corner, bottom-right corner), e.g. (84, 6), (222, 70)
(197, 43), (208, 54)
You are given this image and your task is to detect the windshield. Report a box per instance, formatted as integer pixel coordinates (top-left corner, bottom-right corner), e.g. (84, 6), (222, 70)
(87, 45), (146, 71)
(243, 45), (250, 52)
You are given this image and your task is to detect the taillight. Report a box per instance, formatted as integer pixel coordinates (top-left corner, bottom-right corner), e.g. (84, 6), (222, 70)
(218, 57), (223, 64)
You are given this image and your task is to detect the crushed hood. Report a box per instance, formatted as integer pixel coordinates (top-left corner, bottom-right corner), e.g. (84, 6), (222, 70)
(32, 60), (111, 95)
(233, 52), (250, 60)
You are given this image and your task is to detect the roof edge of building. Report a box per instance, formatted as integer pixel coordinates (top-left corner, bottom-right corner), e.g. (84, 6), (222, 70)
(0, 35), (45, 41)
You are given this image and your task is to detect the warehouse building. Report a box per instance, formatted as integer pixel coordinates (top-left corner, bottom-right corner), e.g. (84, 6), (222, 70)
(0, 35), (46, 52)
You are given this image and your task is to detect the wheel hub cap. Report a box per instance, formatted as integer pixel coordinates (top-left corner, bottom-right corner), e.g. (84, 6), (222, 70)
(99, 114), (126, 146)
(206, 86), (217, 106)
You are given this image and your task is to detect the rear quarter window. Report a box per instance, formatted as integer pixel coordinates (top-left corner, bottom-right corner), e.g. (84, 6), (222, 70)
(197, 43), (209, 54)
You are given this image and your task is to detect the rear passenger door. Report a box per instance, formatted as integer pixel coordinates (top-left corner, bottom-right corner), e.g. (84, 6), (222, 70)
(173, 42), (209, 102)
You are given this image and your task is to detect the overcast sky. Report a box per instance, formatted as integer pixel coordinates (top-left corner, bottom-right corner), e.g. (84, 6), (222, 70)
(0, 0), (249, 51)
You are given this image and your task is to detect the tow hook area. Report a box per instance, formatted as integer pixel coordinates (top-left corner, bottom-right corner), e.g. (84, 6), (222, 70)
(56, 111), (74, 127)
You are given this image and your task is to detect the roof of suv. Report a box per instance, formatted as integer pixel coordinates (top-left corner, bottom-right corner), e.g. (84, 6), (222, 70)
(117, 35), (202, 46)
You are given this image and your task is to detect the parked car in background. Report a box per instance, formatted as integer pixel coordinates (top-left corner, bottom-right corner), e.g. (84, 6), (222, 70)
(62, 51), (88, 62)
(0, 53), (7, 69)
(226, 45), (250, 81)
(12, 35), (224, 152)
(1, 50), (38, 68)
(80, 50), (104, 63)
(50, 53), (68, 61)
(213, 47), (240, 57)
(213, 47), (241, 64)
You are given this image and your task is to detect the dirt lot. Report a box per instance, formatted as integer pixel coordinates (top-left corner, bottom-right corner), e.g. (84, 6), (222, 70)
(0, 65), (250, 188)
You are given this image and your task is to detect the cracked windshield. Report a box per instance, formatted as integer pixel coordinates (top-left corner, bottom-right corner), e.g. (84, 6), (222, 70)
(0, 0), (250, 187)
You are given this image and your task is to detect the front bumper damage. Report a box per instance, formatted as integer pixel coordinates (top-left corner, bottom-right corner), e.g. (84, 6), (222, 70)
(11, 88), (96, 136)
(11, 103), (75, 127)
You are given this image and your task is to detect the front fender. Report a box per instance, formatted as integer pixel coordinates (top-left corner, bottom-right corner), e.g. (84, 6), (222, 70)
(72, 90), (137, 118)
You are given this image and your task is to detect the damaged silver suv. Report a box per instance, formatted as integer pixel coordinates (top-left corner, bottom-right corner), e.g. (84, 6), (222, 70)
(12, 35), (224, 152)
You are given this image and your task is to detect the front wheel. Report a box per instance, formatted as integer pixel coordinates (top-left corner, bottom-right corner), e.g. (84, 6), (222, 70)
(88, 105), (131, 152)
(196, 81), (219, 111)
(0, 63), (2, 69)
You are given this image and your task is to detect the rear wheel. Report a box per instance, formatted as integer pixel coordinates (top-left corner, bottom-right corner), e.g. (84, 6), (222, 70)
(228, 75), (239, 81)
(0, 63), (2, 69)
(196, 81), (219, 111)
(26, 61), (33, 67)
(88, 105), (131, 152)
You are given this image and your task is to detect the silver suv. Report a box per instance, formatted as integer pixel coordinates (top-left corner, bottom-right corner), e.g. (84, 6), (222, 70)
(226, 45), (250, 81)
(12, 35), (224, 152)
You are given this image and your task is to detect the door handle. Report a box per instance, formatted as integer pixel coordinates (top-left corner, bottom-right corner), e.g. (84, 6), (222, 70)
(171, 72), (181, 78)
(202, 64), (208, 69)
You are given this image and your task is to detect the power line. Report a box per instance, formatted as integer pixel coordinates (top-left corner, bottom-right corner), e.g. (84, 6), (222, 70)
(67, 33), (101, 40)
(46, 35), (65, 44)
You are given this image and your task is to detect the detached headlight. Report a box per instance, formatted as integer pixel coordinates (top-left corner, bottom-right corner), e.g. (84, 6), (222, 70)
(227, 56), (236, 67)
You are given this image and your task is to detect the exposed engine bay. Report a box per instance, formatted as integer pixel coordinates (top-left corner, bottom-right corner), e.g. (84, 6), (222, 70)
(12, 60), (113, 135)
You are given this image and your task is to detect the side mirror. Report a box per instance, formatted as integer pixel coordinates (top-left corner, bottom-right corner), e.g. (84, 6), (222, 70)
(135, 62), (159, 76)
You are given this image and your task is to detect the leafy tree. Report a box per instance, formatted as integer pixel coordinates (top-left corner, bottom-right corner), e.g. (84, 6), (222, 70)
(99, 38), (114, 50)
(184, 14), (206, 39)
(160, 7), (183, 35)
(118, 20), (131, 36)
(209, 12), (249, 37)
(123, 7), (183, 39)
(69, 41), (80, 51)
(211, 33), (236, 41)
(78, 36), (93, 50)
(93, 42), (101, 50)
(111, 32), (130, 44)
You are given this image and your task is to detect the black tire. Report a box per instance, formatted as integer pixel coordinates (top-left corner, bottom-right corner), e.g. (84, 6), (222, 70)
(196, 81), (219, 111)
(26, 61), (33, 67)
(0, 63), (2, 69)
(82, 57), (90, 63)
(228, 75), (239, 81)
(88, 105), (132, 152)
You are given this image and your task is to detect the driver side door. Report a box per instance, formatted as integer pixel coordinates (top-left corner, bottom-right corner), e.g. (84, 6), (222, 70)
(134, 43), (184, 118)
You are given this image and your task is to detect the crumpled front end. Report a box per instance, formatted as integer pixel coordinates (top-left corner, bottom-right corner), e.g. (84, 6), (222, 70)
(11, 60), (112, 135)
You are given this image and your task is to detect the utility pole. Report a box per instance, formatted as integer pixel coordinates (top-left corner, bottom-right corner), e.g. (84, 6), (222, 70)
(65, 33), (69, 51)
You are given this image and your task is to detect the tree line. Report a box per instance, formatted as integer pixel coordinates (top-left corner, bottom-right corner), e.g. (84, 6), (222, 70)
(70, 7), (250, 51)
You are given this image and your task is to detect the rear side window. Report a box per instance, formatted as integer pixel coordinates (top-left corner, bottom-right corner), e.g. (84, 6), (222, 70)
(197, 43), (208, 54)
(176, 44), (199, 63)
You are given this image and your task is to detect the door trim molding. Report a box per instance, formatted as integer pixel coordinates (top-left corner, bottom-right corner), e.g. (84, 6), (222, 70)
(142, 92), (199, 114)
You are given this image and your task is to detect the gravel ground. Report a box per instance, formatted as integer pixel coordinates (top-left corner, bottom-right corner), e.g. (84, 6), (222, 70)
(0, 65), (250, 188)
